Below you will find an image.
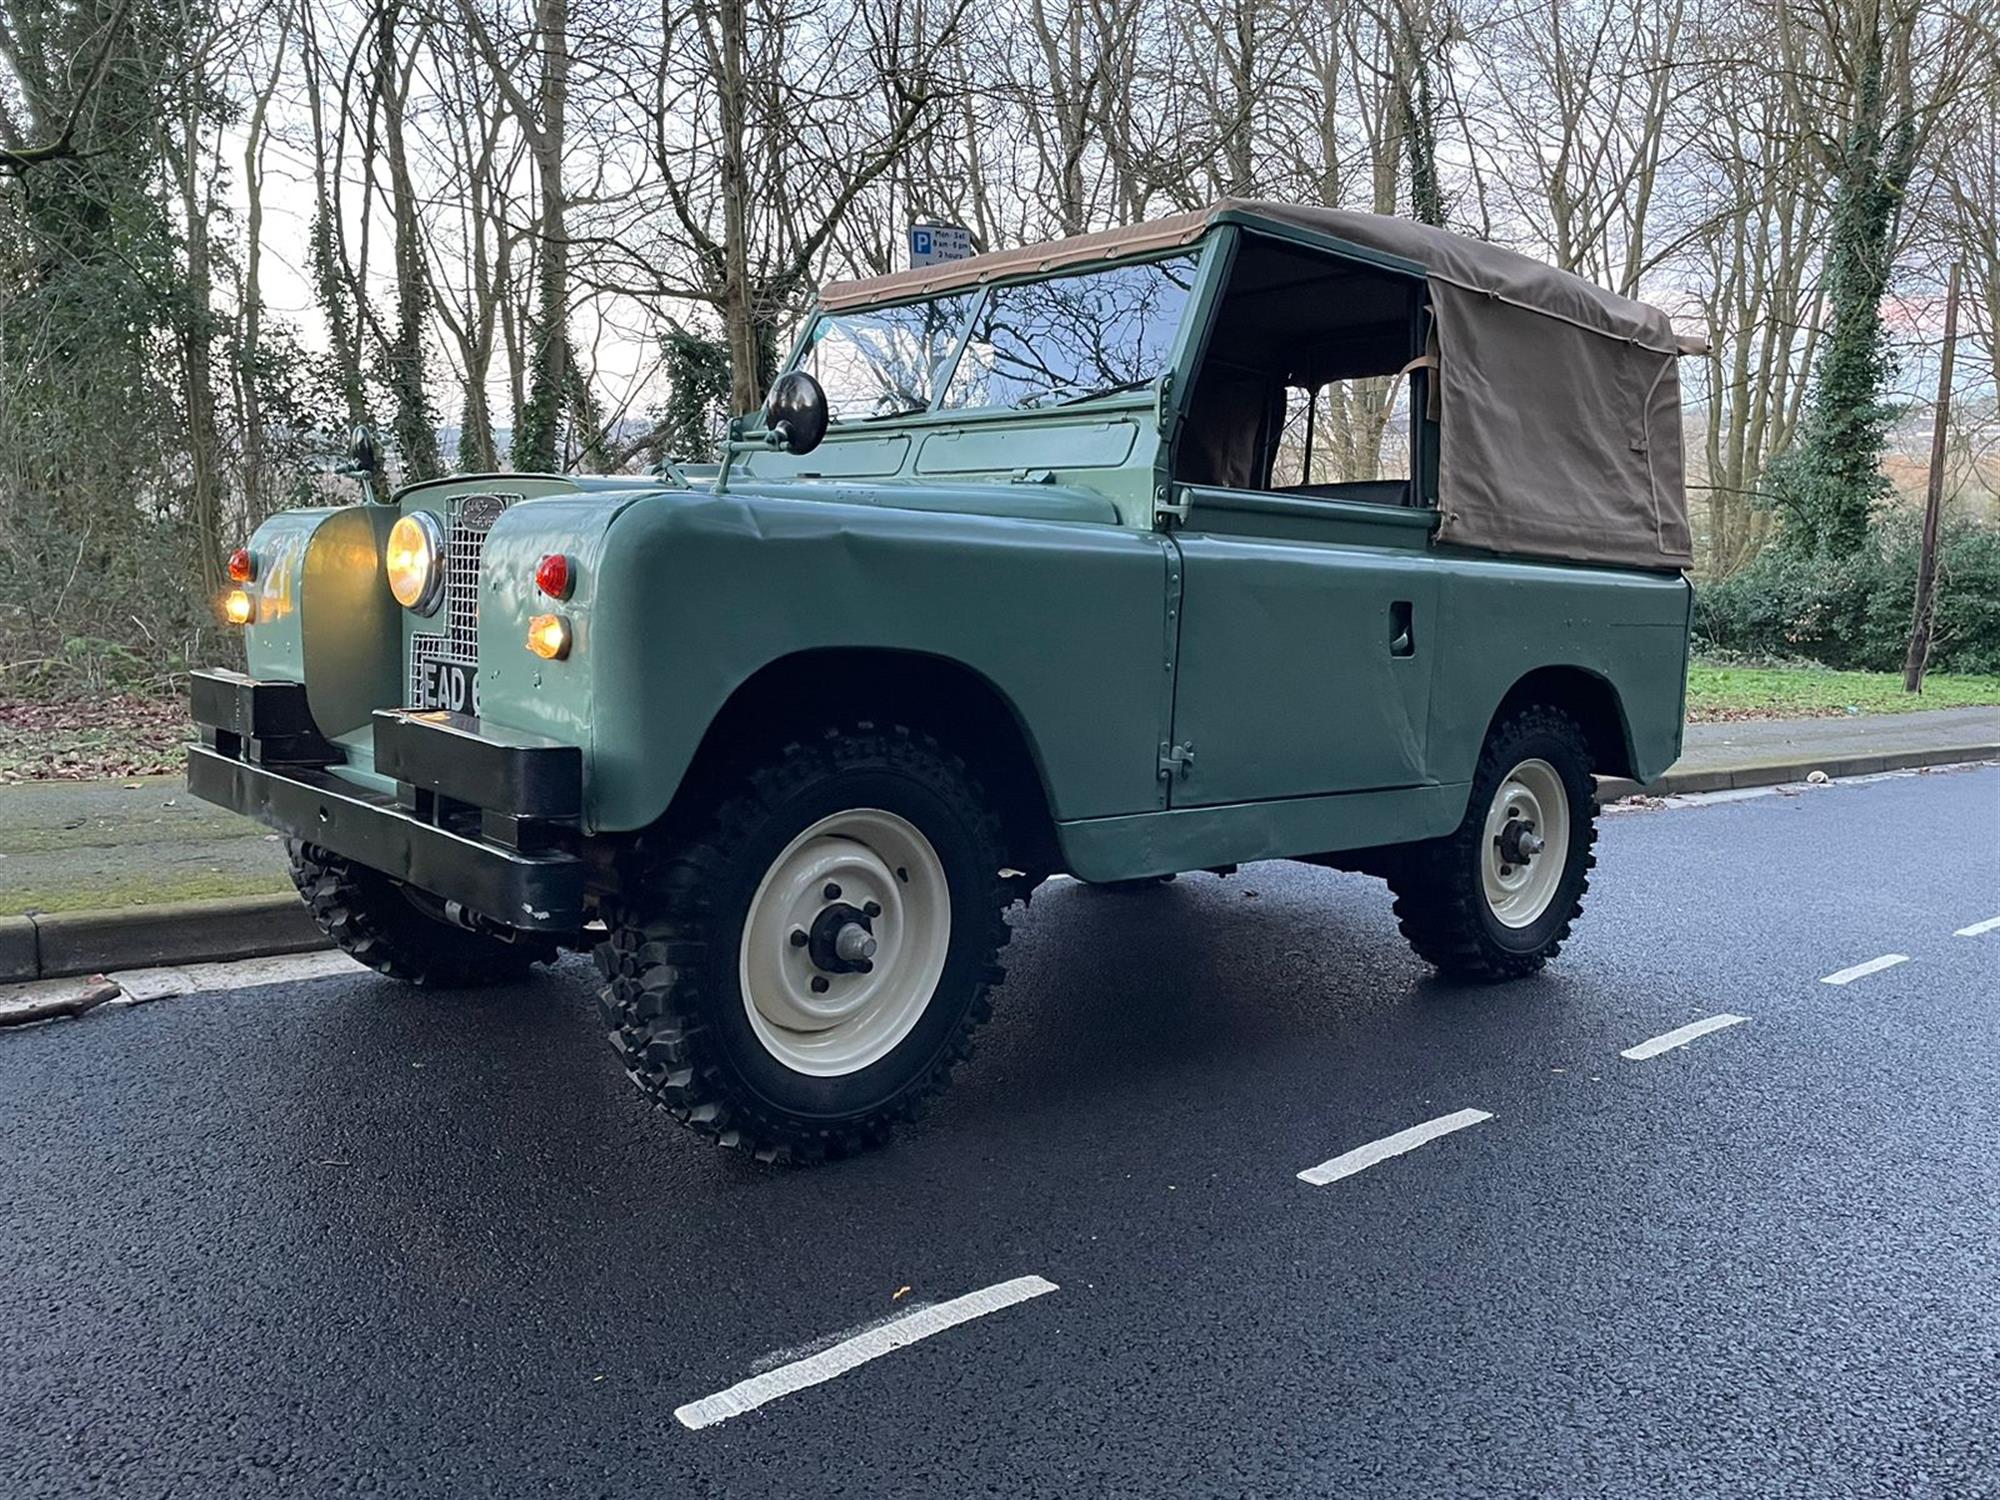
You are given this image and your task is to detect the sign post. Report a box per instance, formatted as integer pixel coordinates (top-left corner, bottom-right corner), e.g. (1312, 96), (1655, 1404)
(909, 223), (974, 268)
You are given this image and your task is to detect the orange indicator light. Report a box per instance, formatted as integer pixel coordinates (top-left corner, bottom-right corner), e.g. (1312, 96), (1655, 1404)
(527, 613), (571, 660)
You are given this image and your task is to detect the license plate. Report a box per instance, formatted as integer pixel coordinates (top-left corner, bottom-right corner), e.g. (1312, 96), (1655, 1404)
(415, 659), (479, 715)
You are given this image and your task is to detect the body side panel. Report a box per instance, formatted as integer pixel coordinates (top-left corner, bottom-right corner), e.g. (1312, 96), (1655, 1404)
(566, 492), (1171, 833)
(1424, 553), (1691, 784)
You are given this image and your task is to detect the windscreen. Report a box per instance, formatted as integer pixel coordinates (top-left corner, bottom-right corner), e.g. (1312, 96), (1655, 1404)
(939, 254), (1198, 411)
(795, 293), (978, 421)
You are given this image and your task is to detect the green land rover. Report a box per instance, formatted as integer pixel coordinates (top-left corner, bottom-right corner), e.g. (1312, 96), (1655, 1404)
(189, 201), (1696, 1161)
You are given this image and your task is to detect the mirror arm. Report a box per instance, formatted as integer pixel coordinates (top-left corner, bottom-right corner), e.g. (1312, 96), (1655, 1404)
(712, 418), (788, 495)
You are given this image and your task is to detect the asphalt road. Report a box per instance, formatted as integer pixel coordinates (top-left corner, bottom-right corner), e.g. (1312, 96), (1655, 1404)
(4, 765), (1997, 1498)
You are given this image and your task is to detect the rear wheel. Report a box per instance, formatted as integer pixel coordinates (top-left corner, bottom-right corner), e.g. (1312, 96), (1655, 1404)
(287, 842), (552, 987)
(595, 723), (1011, 1163)
(1385, 705), (1597, 981)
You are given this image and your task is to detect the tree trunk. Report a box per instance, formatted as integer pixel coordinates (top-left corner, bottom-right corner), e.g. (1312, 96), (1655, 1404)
(1903, 262), (1959, 692)
(513, 0), (571, 469)
(176, 104), (225, 603)
(378, 3), (442, 481)
(717, 0), (761, 415)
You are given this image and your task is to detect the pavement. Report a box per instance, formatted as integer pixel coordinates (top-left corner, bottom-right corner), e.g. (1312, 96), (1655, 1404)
(1619, 704), (2000, 795)
(0, 704), (1995, 981)
(2, 763), (1996, 1496)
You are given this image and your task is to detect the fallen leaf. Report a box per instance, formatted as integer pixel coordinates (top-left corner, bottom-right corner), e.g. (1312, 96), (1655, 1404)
(892, 1285), (912, 1301)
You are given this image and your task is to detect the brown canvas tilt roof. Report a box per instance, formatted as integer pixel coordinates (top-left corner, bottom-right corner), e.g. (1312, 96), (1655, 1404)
(820, 201), (1695, 571)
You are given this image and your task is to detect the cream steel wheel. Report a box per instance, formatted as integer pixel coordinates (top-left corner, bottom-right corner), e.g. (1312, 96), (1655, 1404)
(739, 808), (951, 1077)
(1385, 704), (1598, 982)
(595, 721), (1012, 1162)
(1479, 758), (1570, 928)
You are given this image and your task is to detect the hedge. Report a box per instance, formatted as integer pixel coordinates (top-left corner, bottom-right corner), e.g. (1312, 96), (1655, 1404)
(1695, 516), (2000, 676)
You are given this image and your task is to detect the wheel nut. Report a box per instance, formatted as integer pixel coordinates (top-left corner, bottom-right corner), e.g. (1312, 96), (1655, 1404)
(823, 882), (842, 900)
(863, 900), (881, 918)
(810, 975), (830, 994)
(789, 928), (809, 948)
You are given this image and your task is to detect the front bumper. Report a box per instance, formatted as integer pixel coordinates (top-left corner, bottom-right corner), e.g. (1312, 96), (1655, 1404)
(187, 670), (587, 934)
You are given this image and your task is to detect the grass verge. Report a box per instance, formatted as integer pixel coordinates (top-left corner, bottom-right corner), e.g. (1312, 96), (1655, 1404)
(1686, 664), (2000, 722)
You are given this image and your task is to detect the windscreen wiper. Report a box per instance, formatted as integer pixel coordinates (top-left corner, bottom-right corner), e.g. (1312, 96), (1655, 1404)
(853, 405), (927, 422)
(1052, 376), (1157, 408)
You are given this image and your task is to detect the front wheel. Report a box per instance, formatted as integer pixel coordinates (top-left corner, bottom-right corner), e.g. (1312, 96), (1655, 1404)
(1385, 705), (1598, 981)
(594, 723), (1012, 1162)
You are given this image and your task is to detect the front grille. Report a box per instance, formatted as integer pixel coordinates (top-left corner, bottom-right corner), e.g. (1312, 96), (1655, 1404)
(408, 493), (513, 705)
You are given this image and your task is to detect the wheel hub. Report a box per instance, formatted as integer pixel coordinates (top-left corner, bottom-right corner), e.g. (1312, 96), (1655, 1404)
(805, 901), (878, 974)
(1496, 817), (1545, 869)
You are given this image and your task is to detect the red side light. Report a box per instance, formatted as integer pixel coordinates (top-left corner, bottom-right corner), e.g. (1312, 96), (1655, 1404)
(227, 547), (256, 583)
(535, 553), (572, 599)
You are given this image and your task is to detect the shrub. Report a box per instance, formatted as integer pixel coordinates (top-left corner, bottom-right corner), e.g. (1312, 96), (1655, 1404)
(1695, 516), (2000, 675)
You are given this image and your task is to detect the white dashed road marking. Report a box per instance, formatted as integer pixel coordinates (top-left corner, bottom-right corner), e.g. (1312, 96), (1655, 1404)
(1621, 1013), (1748, 1061)
(1820, 954), (1911, 986)
(1297, 1108), (1492, 1187)
(674, 1275), (1058, 1431)
(1955, 915), (2000, 938)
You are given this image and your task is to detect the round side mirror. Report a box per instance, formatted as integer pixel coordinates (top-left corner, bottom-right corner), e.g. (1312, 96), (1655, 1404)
(349, 424), (378, 475)
(763, 371), (829, 456)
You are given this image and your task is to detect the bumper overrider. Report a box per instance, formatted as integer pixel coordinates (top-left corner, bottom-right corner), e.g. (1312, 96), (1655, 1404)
(187, 669), (587, 934)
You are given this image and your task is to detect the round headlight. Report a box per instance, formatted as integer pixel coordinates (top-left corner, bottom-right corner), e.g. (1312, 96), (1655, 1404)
(386, 513), (443, 613)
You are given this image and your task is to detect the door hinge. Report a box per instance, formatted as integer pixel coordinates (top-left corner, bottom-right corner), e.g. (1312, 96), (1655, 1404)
(1154, 485), (1192, 527)
(1158, 740), (1196, 780)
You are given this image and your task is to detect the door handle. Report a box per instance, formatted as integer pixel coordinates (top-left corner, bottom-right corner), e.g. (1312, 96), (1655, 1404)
(1389, 600), (1415, 657)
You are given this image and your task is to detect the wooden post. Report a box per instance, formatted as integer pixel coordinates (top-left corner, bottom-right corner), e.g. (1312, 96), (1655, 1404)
(1904, 262), (1960, 694)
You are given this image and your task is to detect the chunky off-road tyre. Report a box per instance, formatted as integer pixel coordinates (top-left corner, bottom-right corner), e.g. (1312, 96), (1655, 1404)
(1384, 705), (1598, 981)
(287, 841), (552, 987)
(595, 723), (1012, 1163)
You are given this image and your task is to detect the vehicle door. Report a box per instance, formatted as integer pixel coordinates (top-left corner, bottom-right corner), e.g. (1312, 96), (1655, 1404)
(1163, 229), (1441, 807)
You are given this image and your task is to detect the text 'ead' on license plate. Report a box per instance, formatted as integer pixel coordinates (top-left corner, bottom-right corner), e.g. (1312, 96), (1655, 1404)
(416, 659), (479, 715)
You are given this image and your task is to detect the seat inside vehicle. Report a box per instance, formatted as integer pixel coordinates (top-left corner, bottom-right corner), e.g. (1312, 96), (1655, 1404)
(1177, 234), (1428, 505)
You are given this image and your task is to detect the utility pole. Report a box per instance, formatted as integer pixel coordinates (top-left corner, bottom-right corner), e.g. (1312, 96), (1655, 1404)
(1903, 262), (1960, 694)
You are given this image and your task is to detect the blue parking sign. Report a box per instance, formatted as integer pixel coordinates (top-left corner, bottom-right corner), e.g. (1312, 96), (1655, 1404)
(909, 223), (973, 267)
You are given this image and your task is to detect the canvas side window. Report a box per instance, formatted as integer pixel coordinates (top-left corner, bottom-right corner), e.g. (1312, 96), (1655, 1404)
(1269, 377), (1414, 488)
